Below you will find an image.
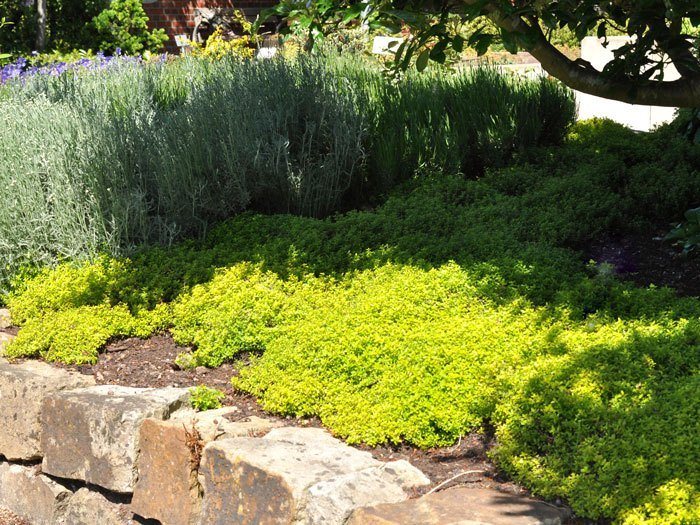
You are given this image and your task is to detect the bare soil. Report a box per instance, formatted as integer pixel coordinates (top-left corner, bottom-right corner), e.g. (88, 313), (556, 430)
(587, 227), (700, 297)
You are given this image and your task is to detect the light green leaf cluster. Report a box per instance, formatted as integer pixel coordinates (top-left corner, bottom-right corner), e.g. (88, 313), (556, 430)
(189, 385), (226, 411)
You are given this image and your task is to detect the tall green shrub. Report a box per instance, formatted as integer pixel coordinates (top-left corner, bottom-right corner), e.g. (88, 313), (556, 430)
(92, 0), (168, 54)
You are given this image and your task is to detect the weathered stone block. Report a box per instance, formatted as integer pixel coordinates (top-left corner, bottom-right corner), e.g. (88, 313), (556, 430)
(199, 427), (429, 525)
(346, 486), (570, 525)
(58, 488), (135, 525)
(0, 462), (72, 525)
(132, 410), (281, 525)
(131, 419), (202, 525)
(304, 460), (430, 525)
(0, 309), (11, 329)
(0, 360), (94, 461)
(41, 385), (190, 493)
(172, 407), (282, 442)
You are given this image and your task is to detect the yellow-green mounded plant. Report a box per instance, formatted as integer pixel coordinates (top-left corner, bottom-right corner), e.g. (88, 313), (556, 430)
(189, 22), (259, 61)
(189, 385), (226, 411)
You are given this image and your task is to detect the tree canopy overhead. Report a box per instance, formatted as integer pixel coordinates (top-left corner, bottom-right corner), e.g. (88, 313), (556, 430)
(267, 0), (700, 107)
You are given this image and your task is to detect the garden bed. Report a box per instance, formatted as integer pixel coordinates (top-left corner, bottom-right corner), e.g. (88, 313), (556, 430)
(1, 328), (526, 502)
(3, 220), (695, 518)
(2, 55), (699, 523)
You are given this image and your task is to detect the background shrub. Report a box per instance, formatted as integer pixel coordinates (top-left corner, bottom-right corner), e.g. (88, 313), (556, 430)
(92, 0), (168, 54)
(0, 0), (162, 56)
(0, 1), (36, 55)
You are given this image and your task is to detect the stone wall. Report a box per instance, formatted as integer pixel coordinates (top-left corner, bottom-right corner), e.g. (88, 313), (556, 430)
(0, 357), (435, 524)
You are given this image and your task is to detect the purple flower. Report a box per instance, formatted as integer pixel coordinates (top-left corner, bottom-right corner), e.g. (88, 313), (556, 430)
(0, 52), (148, 85)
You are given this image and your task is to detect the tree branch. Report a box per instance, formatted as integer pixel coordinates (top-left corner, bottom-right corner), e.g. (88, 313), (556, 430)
(651, 17), (700, 80)
(484, 6), (700, 107)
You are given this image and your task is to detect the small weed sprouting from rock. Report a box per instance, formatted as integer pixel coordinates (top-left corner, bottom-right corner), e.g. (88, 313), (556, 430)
(189, 385), (225, 412)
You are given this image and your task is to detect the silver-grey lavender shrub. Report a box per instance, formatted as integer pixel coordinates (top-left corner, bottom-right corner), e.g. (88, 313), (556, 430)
(0, 55), (576, 292)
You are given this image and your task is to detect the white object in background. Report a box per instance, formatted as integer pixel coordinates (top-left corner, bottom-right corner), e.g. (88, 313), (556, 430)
(575, 36), (678, 131)
(496, 63), (545, 80)
(372, 36), (402, 55)
(256, 47), (278, 59)
(174, 34), (189, 49)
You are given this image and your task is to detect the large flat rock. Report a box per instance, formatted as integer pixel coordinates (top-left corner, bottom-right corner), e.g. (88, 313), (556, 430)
(199, 427), (429, 525)
(132, 410), (282, 525)
(58, 488), (135, 525)
(0, 462), (72, 525)
(346, 486), (570, 525)
(303, 459), (430, 525)
(0, 359), (94, 460)
(41, 385), (191, 493)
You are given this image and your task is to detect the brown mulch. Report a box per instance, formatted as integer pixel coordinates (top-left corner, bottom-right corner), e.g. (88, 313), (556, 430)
(66, 335), (246, 407)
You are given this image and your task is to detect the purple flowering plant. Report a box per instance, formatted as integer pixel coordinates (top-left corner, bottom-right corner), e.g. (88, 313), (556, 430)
(0, 48), (163, 85)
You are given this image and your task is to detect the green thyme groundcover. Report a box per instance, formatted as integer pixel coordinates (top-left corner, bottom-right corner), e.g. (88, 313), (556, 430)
(3, 120), (700, 523)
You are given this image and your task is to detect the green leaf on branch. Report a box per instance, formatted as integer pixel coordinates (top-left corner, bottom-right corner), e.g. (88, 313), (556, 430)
(500, 29), (519, 53)
(342, 3), (367, 24)
(452, 35), (464, 53)
(416, 49), (430, 71)
(429, 39), (448, 59)
(597, 22), (607, 40)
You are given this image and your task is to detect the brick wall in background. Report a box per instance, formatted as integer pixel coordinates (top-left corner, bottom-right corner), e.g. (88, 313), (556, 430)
(143, 0), (277, 53)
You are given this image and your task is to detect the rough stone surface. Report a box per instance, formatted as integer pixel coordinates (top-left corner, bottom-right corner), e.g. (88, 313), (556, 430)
(172, 407), (283, 442)
(41, 385), (191, 493)
(0, 332), (15, 356)
(131, 419), (202, 525)
(58, 488), (135, 525)
(304, 460), (430, 525)
(132, 411), (281, 525)
(0, 462), (72, 525)
(199, 427), (429, 525)
(346, 486), (570, 525)
(0, 309), (11, 329)
(0, 360), (95, 461)
(0, 505), (30, 525)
